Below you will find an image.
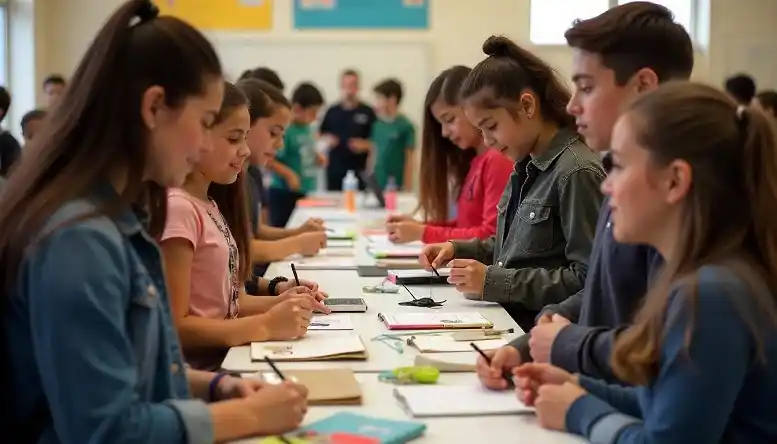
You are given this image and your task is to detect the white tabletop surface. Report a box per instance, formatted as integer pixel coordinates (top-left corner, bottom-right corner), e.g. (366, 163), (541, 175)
(231, 373), (585, 444)
(225, 194), (583, 443)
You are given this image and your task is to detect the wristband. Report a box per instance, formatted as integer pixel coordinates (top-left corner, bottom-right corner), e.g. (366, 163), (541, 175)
(268, 276), (289, 296)
(208, 372), (233, 402)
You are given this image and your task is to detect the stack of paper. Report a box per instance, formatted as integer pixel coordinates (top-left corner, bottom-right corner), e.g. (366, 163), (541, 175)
(250, 332), (367, 361)
(407, 335), (507, 352)
(368, 244), (424, 259)
(378, 312), (494, 330)
(308, 314), (354, 331)
(367, 234), (424, 248)
(394, 384), (534, 417)
(290, 255), (357, 270)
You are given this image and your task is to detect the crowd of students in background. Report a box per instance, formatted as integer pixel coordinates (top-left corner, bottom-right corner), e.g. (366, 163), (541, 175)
(1, 0), (777, 442)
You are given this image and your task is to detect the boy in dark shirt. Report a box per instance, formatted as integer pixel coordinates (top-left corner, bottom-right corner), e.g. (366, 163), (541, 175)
(0, 87), (21, 177)
(320, 69), (376, 190)
(477, 2), (694, 384)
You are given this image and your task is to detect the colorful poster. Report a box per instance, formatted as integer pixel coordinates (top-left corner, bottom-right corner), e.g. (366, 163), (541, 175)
(294, 0), (429, 29)
(157, 0), (273, 31)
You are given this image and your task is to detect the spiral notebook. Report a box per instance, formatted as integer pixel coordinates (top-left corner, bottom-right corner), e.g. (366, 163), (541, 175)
(394, 384), (534, 418)
(378, 312), (493, 330)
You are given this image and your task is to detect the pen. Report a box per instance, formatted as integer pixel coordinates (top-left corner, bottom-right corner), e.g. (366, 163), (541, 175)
(264, 356), (286, 381)
(429, 264), (441, 278)
(290, 263), (301, 287)
(470, 342), (515, 388)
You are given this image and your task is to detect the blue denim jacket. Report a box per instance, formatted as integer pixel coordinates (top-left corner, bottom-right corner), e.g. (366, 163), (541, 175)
(3, 193), (214, 443)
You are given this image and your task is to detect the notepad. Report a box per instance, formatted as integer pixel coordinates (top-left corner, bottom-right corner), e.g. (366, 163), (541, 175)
(367, 234), (424, 248)
(368, 245), (423, 259)
(308, 314), (354, 331)
(408, 335), (507, 352)
(302, 412), (427, 444)
(378, 312), (494, 330)
(414, 353), (477, 372)
(250, 332), (367, 361)
(327, 239), (356, 248)
(256, 368), (363, 405)
(326, 229), (356, 240)
(292, 256), (358, 270)
(394, 384), (534, 417)
(387, 268), (451, 285)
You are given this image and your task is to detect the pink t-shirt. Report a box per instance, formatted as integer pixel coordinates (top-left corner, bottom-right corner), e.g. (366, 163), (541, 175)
(162, 188), (238, 321)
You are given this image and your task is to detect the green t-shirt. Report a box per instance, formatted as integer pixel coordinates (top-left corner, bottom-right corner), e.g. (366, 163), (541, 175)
(371, 114), (415, 190)
(271, 122), (318, 193)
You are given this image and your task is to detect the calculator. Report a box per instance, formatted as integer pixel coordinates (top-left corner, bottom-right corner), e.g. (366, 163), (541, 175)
(324, 298), (368, 312)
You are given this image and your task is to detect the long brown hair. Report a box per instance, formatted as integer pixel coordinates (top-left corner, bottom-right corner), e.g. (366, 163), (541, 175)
(459, 35), (574, 129)
(0, 0), (221, 294)
(417, 66), (478, 222)
(612, 82), (777, 385)
(207, 82), (251, 281)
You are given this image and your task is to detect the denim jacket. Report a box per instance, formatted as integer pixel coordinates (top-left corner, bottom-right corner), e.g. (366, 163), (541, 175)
(2, 191), (213, 443)
(452, 129), (605, 330)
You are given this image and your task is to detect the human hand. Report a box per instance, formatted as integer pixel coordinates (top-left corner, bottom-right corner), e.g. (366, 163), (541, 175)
(529, 314), (571, 363)
(295, 231), (327, 256)
(286, 173), (301, 191)
(347, 138), (372, 153)
(248, 381), (309, 435)
(299, 218), (325, 233)
(419, 242), (454, 269)
(386, 213), (414, 224)
(316, 152), (328, 167)
(536, 313), (554, 325)
(448, 259), (488, 295)
(512, 362), (577, 407)
(215, 375), (266, 400)
(278, 285), (330, 314)
(260, 297), (313, 340)
(386, 220), (425, 243)
(475, 345), (522, 390)
(534, 383), (587, 431)
(321, 134), (339, 149)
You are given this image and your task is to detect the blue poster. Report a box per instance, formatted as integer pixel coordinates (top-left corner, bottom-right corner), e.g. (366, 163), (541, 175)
(294, 0), (429, 30)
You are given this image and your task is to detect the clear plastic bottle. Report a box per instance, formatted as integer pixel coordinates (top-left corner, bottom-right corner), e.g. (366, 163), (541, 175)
(385, 176), (398, 211)
(342, 170), (358, 213)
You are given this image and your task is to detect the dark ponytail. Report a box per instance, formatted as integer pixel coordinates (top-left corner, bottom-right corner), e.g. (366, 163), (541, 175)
(460, 35), (574, 128)
(0, 0), (222, 292)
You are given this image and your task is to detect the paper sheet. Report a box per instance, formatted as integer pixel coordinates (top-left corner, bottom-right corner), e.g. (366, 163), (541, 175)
(394, 384), (534, 417)
(308, 314), (354, 330)
(409, 335), (506, 352)
(380, 312), (493, 329)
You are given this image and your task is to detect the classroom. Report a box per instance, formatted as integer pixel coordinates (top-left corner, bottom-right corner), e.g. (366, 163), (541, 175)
(0, 0), (776, 443)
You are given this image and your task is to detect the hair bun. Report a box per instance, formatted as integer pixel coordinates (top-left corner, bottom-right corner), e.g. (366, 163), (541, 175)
(136, 0), (159, 23)
(482, 35), (512, 57)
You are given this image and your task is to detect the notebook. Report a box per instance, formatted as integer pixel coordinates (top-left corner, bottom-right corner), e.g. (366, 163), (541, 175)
(255, 368), (362, 405)
(387, 268), (451, 285)
(378, 312), (494, 330)
(250, 332), (367, 361)
(414, 353), (477, 372)
(367, 234), (424, 248)
(374, 259), (424, 270)
(292, 256), (358, 270)
(326, 229), (356, 240)
(407, 335), (507, 353)
(302, 412), (426, 444)
(327, 239), (356, 248)
(308, 314), (354, 331)
(368, 245), (423, 259)
(394, 384), (534, 417)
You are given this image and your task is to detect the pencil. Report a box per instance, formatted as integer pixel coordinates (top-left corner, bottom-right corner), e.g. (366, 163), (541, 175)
(470, 342), (515, 388)
(264, 356), (286, 381)
(290, 263), (301, 286)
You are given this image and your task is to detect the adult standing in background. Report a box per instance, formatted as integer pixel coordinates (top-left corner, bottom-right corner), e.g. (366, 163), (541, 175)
(320, 69), (376, 190)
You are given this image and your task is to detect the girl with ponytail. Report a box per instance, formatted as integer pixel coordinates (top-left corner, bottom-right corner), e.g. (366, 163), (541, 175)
(0, 1), (306, 442)
(421, 36), (605, 330)
(515, 82), (777, 443)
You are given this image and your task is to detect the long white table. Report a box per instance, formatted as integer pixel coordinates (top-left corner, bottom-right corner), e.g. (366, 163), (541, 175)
(225, 193), (583, 443)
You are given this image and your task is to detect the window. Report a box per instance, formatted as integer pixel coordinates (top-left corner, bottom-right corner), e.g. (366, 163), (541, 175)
(530, 0), (697, 45)
(0, 3), (7, 87)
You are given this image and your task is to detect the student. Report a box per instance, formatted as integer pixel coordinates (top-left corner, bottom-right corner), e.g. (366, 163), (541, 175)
(161, 82), (327, 371)
(0, 1), (307, 442)
(476, 2), (693, 386)
(515, 82), (777, 444)
(320, 69), (377, 191)
(370, 78), (416, 191)
(756, 90), (777, 121)
(21, 109), (47, 146)
(420, 37), (604, 330)
(268, 82), (327, 228)
(236, 79), (328, 271)
(42, 74), (67, 108)
(0, 86), (21, 178)
(386, 66), (514, 245)
(725, 73), (757, 106)
(239, 66), (285, 92)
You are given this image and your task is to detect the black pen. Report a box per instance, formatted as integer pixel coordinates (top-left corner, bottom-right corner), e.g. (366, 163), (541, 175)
(470, 342), (515, 388)
(290, 263), (301, 287)
(429, 264), (441, 278)
(265, 356), (286, 381)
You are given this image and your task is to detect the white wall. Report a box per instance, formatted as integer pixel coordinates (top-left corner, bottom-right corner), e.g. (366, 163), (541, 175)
(12, 0), (777, 133)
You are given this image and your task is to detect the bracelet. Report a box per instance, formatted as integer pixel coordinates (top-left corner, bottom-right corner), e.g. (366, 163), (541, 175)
(268, 276), (289, 296)
(208, 372), (231, 402)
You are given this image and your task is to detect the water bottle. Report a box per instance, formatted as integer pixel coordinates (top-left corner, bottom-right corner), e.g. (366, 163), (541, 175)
(342, 170), (358, 213)
(385, 176), (398, 211)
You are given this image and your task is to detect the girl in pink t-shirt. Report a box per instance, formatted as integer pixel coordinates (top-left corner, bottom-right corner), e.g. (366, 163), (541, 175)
(161, 82), (327, 370)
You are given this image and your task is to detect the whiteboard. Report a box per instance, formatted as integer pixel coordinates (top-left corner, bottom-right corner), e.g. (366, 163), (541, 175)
(208, 37), (433, 136)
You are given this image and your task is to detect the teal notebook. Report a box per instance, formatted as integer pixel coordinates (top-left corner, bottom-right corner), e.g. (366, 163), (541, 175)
(303, 412), (426, 444)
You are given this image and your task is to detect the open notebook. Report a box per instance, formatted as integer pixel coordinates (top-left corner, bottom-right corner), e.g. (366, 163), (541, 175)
(250, 332), (367, 361)
(378, 312), (494, 330)
(394, 384), (534, 418)
(407, 335), (507, 353)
